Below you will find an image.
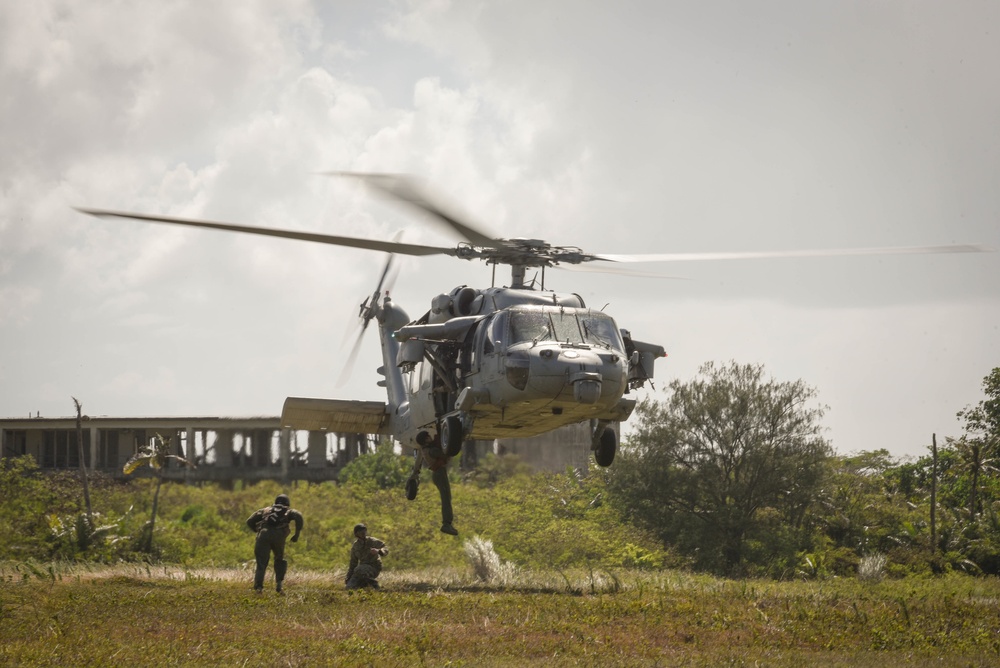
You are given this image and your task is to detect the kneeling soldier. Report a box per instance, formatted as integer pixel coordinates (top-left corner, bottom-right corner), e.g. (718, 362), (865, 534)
(345, 523), (388, 589)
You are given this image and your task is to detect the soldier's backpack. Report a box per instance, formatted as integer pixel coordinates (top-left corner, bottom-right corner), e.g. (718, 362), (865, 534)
(261, 504), (290, 529)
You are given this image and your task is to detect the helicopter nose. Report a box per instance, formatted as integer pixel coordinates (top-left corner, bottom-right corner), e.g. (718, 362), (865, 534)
(570, 371), (602, 404)
(511, 345), (625, 405)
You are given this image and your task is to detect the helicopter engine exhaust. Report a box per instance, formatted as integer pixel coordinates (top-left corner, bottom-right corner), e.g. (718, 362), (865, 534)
(430, 285), (484, 323)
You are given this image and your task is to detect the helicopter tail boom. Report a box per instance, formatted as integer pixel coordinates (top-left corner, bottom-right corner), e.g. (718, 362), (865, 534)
(280, 397), (390, 434)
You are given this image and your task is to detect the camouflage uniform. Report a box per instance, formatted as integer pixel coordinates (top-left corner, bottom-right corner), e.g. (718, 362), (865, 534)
(246, 494), (304, 593)
(409, 435), (457, 535)
(345, 526), (388, 589)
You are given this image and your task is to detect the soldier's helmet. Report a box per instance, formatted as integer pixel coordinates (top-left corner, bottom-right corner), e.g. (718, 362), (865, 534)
(353, 523), (367, 535)
(275, 494), (290, 506)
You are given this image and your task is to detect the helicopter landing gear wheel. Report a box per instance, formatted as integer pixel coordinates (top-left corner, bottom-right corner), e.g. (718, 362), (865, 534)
(594, 428), (617, 467)
(441, 416), (464, 457)
(405, 477), (418, 501)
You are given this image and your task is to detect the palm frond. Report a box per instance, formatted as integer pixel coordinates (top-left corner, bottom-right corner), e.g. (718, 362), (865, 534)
(123, 454), (155, 475)
(166, 454), (197, 469)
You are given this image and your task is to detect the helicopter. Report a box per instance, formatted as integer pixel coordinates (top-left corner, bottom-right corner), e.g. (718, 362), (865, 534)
(77, 174), (993, 476)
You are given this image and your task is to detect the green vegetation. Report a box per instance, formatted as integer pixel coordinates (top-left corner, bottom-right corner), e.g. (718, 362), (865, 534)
(122, 432), (195, 552)
(611, 362), (830, 575)
(2, 366), (999, 579)
(0, 453), (667, 571)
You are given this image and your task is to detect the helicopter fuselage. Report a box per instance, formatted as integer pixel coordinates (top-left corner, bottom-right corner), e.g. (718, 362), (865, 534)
(377, 285), (664, 454)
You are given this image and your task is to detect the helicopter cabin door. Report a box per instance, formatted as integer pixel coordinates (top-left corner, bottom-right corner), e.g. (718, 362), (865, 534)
(407, 359), (437, 430)
(469, 312), (506, 385)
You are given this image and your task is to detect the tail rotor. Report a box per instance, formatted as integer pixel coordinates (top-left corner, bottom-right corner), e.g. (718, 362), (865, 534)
(336, 234), (400, 387)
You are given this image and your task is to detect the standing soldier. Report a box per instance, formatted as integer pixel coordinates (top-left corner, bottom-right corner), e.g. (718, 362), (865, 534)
(345, 523), (388, 589)
(246, 493), (303, 594)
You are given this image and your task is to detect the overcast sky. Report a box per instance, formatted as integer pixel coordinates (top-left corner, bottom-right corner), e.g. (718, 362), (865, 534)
(1, 1), (997, 459)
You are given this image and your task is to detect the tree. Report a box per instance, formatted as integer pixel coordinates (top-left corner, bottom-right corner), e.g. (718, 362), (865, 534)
(610, 361), (831, 575)
(958, 368), (1000, 439)
(123, 433), (194, 553)
(338, 438), (411, 489)
(955, 368), (1000, 521)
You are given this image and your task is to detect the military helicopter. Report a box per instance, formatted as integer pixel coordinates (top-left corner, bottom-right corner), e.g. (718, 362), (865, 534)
(77, 174), (992, 475)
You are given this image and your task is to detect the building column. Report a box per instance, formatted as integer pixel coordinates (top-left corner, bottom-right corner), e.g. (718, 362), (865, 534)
(307, 431), (326, 469)
(89, 426), (99, 472)
(177, 427), (194, 464)
(279, 429), (291, 483)
(215, 430), (234, 468)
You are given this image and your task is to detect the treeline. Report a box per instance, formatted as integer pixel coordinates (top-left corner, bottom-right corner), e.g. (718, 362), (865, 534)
(3, 363), (997, 580)
(609, 363), (1000, 578)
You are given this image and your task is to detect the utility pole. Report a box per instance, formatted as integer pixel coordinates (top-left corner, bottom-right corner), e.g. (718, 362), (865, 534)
(930, 433), (937, 555)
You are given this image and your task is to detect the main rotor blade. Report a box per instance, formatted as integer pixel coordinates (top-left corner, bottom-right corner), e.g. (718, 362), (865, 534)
(74, 207), (457, 258)
(594, 243), (994, 264)
(330, 172), (504, 250)
(557, 263), (688, 279)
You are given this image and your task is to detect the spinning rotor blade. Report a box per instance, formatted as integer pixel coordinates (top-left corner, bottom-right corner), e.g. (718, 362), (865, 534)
(373, 243), (398, 296)
(336, 291), (378, 388)
(557, 263), (688, 279)
(330, 172), (504, 250)
(74, 207), (456, 258)
(594, 243), (993, 264)
(336, 235), (399, 387)
(336, 325), (368, 388)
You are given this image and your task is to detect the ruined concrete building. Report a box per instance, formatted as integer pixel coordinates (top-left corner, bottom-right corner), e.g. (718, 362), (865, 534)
(0, 414), (599, 482)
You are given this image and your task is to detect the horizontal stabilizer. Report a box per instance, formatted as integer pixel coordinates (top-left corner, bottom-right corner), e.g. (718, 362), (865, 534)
(280, 397), (390, 434)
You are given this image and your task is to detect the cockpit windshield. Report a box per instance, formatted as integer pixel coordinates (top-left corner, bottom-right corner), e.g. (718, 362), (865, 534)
(509, 310), (552, 343)
(508, 307), (624, 352)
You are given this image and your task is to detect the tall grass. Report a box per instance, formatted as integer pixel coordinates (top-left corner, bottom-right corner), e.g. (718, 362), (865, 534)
(858, 552), (888, 582)
(2, 563), (999, 666)
(463, 535), (521, 585)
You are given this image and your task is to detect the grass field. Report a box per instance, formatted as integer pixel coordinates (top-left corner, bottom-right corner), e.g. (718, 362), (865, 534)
(2, 563), (999, 666)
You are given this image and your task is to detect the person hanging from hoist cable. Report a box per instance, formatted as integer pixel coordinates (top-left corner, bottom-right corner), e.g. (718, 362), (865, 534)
(406, 431), (458, 535)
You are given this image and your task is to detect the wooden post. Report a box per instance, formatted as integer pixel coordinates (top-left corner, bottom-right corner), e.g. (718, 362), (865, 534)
(930, 433), (938, 555)
(72, 397), (93, 524)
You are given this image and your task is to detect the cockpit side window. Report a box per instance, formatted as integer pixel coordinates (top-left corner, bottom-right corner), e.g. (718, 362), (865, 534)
(581, 313), (625, 352)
